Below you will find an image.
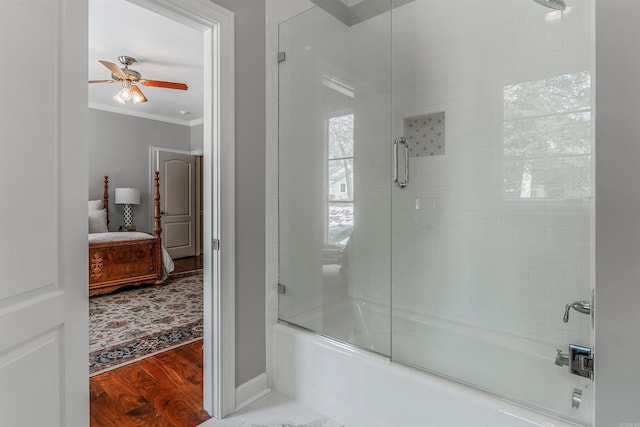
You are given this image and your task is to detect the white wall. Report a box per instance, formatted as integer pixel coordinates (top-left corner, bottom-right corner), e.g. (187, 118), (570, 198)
(88, 109), (192, 232)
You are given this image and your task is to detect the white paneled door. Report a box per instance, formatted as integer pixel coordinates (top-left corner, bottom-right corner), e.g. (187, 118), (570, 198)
(158, 151), (197, 259)
(0, 0), (88, 426)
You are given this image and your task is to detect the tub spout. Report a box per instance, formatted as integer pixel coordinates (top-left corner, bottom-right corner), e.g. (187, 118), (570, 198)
(563, 301), (591, 323)
(555, 349), (570, 367)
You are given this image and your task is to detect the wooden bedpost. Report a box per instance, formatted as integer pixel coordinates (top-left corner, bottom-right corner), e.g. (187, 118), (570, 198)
(153, 171), (163, 283)
(103, 176), (109, 227)
(153, 171), (162, 238)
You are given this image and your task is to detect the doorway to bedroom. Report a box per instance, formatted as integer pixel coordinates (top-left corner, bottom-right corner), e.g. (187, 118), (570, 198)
(87, 0), (236, 422)
(87, 0), (208, 420)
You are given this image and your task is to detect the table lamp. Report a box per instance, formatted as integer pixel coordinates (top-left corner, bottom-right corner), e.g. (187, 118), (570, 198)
(115, 187), (140, 231)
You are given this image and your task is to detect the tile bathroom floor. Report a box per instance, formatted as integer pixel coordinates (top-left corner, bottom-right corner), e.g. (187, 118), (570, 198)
(198, 391), (344, 427)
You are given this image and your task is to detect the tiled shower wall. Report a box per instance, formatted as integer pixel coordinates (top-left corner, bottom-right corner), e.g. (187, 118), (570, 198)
(277, 0), (593, 351)
(354, 0), (592, 348)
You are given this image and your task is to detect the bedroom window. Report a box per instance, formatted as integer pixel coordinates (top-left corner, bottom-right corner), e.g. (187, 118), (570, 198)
(327, 113), (354, 246)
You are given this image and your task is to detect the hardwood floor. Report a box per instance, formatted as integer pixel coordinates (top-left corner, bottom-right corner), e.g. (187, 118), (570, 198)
(90, 256), (206, 426)
(90, 340), (210, 427)
(171, 255), (204, 275)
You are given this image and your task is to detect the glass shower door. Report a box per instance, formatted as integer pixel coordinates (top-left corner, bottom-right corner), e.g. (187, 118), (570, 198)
(389, 0), (594, 424)
(278, 3), (393, 355)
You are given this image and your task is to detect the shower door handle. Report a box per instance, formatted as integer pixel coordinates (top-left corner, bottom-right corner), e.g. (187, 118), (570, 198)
(394, 137), (409, 189)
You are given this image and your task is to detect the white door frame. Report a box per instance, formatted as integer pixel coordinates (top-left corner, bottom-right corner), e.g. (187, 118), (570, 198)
(131, 0), (236, 417)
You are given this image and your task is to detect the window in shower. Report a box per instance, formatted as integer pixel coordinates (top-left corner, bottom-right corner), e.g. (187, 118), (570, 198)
(502, 71), (592, 200)
(327, 113), (354, 246)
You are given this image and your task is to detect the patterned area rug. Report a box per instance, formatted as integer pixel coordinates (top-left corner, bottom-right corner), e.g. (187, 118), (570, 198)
(89, 271), (203, 376)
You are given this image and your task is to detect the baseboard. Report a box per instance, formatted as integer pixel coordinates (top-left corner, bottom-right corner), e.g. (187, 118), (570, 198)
(235, 372), (271, 412)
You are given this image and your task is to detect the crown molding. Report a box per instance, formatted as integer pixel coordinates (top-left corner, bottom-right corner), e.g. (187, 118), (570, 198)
(189, 117), (204, 126)
(89, 103), (203, 127)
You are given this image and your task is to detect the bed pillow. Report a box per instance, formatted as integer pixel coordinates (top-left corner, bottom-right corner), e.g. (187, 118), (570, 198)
(88, 199), (103, 212)
(89, 209), (108, 233)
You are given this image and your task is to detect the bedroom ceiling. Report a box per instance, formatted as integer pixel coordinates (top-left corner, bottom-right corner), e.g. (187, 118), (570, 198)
(89, 0), (204, 126)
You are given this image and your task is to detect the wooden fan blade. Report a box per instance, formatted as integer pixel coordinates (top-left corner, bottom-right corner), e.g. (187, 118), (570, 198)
(99, 60), (126, 78)
(88, 79), (115, 84)
(140, 79), (188, 90)
(130, 86), (148, 104)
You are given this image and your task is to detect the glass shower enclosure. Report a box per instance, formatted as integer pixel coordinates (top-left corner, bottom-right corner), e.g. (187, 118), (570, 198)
(278, 0), (594, 424)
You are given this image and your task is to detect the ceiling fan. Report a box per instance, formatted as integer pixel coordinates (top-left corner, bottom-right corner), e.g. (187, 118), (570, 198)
(89, 55), (188, 104)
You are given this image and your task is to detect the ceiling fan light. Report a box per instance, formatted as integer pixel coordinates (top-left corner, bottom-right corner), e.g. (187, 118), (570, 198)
(98, 57), (187, 108)
(131, 86), (148, 104)
(113, 85), (135, 104)
(113, 92), (126, 104)
(132, 94), (145, 104)
(119, 87), (132, 101)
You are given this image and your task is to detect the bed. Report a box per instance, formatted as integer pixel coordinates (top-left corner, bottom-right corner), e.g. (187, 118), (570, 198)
(88, 171), (174, 296)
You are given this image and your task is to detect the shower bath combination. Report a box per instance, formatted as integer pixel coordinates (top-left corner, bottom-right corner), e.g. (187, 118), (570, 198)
(277, 0), (592, 425)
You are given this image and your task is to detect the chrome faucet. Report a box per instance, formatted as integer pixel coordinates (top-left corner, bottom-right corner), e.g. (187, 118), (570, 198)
(563, 300), (591, 323)
(555, 349), (570, 367)
(555, 346), (594, 379)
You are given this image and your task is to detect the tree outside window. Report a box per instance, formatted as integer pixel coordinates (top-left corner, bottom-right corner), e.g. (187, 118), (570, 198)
(327, 114), (354, 245)
(503, 71), (592, 200)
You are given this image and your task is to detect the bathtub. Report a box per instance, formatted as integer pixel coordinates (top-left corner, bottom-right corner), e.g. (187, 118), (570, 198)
(273, 301), (591, 427)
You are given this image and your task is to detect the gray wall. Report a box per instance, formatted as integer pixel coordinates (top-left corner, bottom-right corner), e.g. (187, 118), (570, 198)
(88, 109), (192, 232)
(191, 123), (204, 152)
(212, 0), (267, 387)
(595, 0), (640, 424)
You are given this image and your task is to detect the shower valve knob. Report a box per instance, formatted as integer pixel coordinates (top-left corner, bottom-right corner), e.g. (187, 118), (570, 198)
(555, 345), (594, 379)
(569, 344), (594, 379)
(563, 300), (591, 323)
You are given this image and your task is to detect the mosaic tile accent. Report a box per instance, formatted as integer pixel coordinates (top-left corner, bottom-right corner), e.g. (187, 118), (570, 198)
(404, 112), (445, 157)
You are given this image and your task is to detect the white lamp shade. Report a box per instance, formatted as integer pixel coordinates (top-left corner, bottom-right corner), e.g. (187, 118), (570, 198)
(115, 188), (140, 205)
